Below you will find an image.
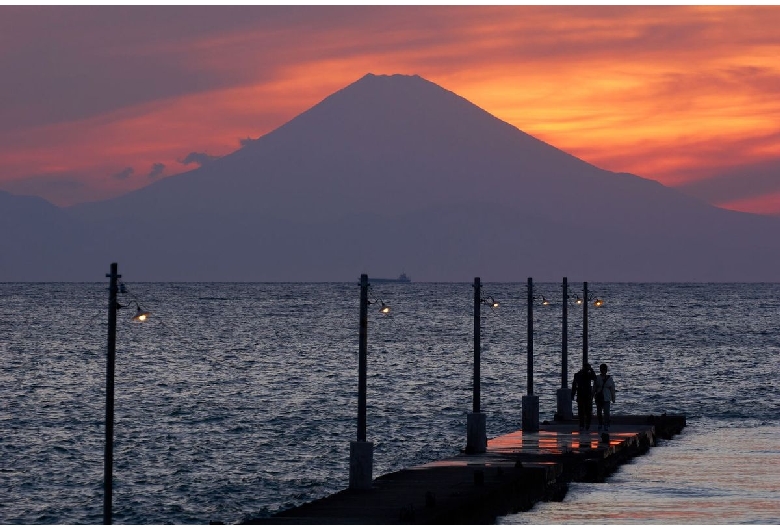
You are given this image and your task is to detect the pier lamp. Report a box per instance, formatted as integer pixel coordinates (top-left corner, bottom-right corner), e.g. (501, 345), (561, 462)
(481, 295), (500, 308)
(132, 304), (151, 322)
(522, 278), (539, 432)
(104, 263), (150, 524)
(532, 295), (551, 306)
(373, 299), (391, 314)
(582, 283), (590, 370)
(350, 274), (392, 490)
(467, 278), (500, 454)
(569, 283), (604, 369)
(554, 277), (574, 421)
(555, 280), (605, 421)
(569, 292), (604, 308)
(367, 286), (391, 315)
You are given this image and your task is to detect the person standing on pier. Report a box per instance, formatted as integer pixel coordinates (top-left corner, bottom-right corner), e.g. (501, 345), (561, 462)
(571, 364), (596, 431)
(594, 363), (617, 431)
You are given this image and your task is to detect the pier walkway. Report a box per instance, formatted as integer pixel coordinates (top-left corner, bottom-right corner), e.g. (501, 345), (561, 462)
(245, 414), (685, 525)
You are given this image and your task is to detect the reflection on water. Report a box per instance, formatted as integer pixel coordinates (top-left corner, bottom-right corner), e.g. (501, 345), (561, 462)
(499, 420), (780, 524)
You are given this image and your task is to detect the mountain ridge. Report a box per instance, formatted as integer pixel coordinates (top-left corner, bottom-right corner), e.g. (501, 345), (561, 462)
(3, 73), (779, 282)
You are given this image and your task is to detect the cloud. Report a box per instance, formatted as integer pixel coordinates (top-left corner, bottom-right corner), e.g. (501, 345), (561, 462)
(180, 151), (219, 166)
(240, 137), (255, 147)
(111, 167), (134, 180)
(3, 6), (780, 215)
(149, 162), (166, 179)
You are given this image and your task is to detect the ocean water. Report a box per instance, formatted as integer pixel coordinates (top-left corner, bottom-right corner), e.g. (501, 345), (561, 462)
(0, 282), (778, 524)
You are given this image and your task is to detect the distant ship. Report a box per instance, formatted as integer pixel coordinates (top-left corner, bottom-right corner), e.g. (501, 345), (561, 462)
(369, 272), (411, 284)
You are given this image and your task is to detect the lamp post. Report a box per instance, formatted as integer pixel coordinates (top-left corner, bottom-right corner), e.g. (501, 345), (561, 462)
(562, 277), (568, 388)
(104, 263), (119, 524)
(583, 281), (589, 368)
(555, 277), (573, 420)
(357, 274), (368, 443)
(473, 277), (480, 414)
(466, 277), (487, 453)
(527, 277), (533, 395)
(522, 277), (539, 432)
(349, 274), (373, 489)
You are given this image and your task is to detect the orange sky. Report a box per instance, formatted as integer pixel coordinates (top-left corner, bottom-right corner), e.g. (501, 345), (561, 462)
(1, 6), (780, 214)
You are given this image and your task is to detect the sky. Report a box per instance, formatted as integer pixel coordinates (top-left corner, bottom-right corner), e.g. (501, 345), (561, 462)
(2, 5), (780, 215)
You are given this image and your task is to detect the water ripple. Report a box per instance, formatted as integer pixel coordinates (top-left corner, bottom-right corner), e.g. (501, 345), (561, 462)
(1, 282), (779, 523)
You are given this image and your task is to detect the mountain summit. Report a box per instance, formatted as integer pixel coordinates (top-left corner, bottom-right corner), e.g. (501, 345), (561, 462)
(72, 73), (604, 223)
(4, 73), (780, 281)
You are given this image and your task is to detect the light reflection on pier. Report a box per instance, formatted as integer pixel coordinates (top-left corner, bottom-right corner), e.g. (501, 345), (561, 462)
(415, 421), (655, 471)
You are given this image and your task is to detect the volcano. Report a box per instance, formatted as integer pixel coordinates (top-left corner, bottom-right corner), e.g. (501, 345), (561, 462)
(3, 73), (779, 281)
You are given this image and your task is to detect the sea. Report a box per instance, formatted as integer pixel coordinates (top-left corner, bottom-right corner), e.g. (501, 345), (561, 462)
(1, 282), (778, 524)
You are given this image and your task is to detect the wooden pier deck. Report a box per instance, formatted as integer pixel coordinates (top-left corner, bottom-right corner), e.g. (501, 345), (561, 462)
(244, 414), (686, 525)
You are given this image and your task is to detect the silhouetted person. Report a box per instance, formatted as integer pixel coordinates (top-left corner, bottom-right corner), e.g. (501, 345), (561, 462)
(594, 363), (616, 431)
(571, 364), (596, 431)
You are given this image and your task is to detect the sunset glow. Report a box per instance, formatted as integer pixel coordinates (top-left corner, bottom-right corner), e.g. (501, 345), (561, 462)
(2, 6), (780, 213)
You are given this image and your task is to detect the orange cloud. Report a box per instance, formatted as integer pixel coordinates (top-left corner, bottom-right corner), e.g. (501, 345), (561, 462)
(1, 6), (780, 212)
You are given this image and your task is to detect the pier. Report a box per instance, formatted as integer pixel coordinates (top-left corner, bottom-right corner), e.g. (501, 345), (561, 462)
(245, 414), (685, 525)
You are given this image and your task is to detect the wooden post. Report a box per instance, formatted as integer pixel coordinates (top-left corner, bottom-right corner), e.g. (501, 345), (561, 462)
(350, 274), (374, 489)
(527, 277), (533, 395)
(358, 274), (368, 442)
(473, 277), (481, 413)
(466, 277), (487, 453)
(583, 281), (589, 368)
(562, 277), (568, 388)
(555, 277), (573, 421)
(104, 263), (120, 525)
(522, 277), (539, 431)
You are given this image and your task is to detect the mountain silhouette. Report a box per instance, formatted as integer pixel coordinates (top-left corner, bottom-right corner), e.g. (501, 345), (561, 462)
(3, 73), (779, 281)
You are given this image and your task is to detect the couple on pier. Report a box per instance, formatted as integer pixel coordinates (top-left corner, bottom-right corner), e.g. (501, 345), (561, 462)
(571, 363), (616, 432)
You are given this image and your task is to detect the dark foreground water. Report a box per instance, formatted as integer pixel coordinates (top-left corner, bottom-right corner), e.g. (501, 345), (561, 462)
(1, 282), (778, 524)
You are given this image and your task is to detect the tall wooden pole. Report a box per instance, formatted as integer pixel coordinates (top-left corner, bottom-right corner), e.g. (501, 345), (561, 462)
(358, 274), (368, 442)
(562, 277), (568, 388)
(466, 277), (488, 453)
(522, 277), (540, 431)
(104, 263), (120, 525)
(527, 277), (533, 395)
(350, 273), (374, 488)
(583, 281), (589, 368)
(473, 277), (481, 414)
(555, 276), (573, 421)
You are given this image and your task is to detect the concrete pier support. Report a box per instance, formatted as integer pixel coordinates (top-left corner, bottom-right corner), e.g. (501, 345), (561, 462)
(349, 440), (374, 490)
(556, 388), (573, 421)
(522, 395), (539, 432)
(466, 412), (487, 453)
